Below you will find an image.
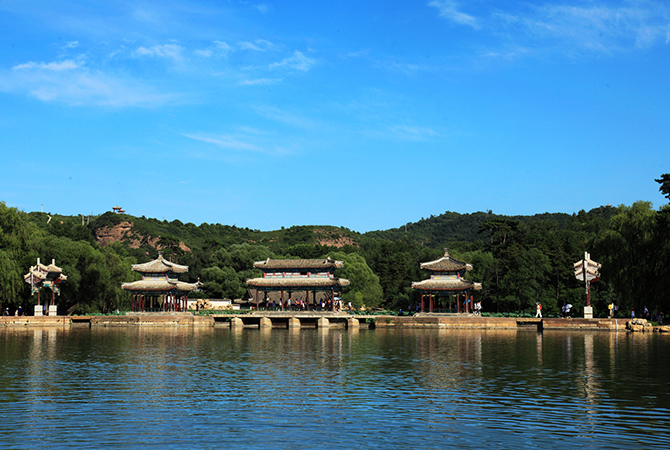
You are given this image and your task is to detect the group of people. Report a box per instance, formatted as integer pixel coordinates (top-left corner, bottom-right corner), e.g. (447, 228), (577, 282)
(630, 305), (664, 323)
(4, 306), (23, 316)
(253, 297), (344, 312)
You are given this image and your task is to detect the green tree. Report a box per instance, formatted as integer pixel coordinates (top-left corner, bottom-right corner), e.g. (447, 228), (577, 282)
(329, 251), (383, 308)
(594, 202), (658, 314)
(0, 202), (40, 310)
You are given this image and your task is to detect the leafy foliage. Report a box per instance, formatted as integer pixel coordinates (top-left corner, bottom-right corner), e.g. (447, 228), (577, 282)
(2, 174), (668, 318)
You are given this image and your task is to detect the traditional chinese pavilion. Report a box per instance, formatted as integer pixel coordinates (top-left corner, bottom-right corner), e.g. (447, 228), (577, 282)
(246, 257), (350, 311)
(122, 253), (201, 312)
(411, 249), (482, 313)
(24, 258), (67, 316)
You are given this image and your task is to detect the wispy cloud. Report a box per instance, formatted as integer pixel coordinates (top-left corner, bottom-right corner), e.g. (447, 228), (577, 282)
(430, 0), (670, 57)
(254, 105), (313, 128)
(182, 133), (262, 152)
(132, 44), (184, 61)
(254, 4), (269, 13)
(269, 51), (316, 72)
(2, 59), (175, 107)
(363, 124), (439, 141)
(195, 41), (232, 58)
(238, 78), (283, 86)
(389, 125), (438, 141)
(514, 2), (670, 53)
(182, 131), (294, 157)
(61, 41), (79, 50)
(13, 60), (82, 71)
(194, 49), (213, 57)
(238, 39), (280, 52)
(428, 0), (479, 29)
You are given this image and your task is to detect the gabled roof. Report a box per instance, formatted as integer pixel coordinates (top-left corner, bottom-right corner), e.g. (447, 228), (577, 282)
(253, 257), (344, 270)
(420, 250), (472, 272)
(131, 254), (188, 274)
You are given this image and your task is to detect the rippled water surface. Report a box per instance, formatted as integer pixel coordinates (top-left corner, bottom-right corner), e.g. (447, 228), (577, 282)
(1, 327), (669, 448)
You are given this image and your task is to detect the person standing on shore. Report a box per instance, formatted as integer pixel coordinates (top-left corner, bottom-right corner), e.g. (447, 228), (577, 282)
(536, 302), (542, 318)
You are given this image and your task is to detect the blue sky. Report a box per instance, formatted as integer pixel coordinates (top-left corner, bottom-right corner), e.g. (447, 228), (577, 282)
(1, 0), (668, 232)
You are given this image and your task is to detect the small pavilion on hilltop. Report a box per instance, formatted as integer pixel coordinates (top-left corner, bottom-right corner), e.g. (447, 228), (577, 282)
(246, 257), (350, 311)
(411, 249), (482, 313)
(122, 253), (201, 312)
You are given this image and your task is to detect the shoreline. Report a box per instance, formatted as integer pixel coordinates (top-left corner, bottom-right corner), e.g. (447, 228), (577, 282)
(0, 313), (666, 332)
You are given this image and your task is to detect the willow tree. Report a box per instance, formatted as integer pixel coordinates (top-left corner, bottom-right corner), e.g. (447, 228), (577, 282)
(0, 202), (40, 309)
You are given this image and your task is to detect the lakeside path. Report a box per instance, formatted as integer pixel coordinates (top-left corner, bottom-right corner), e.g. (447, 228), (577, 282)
(1, 313), (667, 332)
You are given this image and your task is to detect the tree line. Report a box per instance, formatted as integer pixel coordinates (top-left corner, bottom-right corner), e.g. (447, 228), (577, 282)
(1, 174), (668, 318)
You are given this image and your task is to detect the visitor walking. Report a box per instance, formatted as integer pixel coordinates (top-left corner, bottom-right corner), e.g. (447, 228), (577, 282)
(536, 302), (542, 318)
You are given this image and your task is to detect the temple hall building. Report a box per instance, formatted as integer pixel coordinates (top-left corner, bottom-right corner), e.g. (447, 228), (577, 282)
(246, 257), (350, 311)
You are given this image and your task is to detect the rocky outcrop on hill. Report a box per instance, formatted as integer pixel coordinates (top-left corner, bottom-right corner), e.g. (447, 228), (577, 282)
(314, 228), (357, 248)
(94, 221), (191, 252)
(95, 221), (134, 247)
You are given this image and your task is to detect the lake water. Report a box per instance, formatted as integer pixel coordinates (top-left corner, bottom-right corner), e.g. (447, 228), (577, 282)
(0, 327), (668, 449)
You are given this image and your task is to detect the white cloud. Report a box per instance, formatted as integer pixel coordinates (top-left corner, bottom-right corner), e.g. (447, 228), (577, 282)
(214, 41), (232, 53)
(62, 41), (79, 50)
(182, 133), (262, 152)
(429, 0), (479, 29)
(194, 49), (213, 57)
(523, 2), (670, 52)
(389, 125), (438, 141)
(238, 39), (280, 51)
(13, 60), (82, 71)
(2, 60), (175, 107)
(132, 44), (184, 61)
(195, 41), (232, 58)
(269, 51), (316, 72)
(238, 78), (282, 86)
(254, 4), (269, 13)
(430, 0), (670, 57)
(182, 130), (296, 157)
(253, 105), (313, 128)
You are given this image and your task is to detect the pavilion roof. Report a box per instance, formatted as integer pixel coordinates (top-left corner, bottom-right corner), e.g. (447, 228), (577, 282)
(411, 279), (482, 292)
(122, 280), (176, 292)
(131, 254), (188, 274)
(253, 257), (344, 270)
(121, 279), (201, 293)
(420, 250), (472, 272)
(246, 277), (350, 289)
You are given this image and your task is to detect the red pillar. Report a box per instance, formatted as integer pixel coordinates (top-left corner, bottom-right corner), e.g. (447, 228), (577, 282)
(429, 294), (433, 313)
(281, 290), (284, 311)
(421, 294), (424, 313)
(306, 289), (309, 311)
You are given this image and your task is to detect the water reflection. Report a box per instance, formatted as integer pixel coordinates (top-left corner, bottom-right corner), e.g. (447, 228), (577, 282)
(0, 327), (669, 448)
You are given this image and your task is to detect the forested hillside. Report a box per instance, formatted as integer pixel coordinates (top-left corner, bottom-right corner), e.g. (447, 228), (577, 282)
(2, 174), (668, 319)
